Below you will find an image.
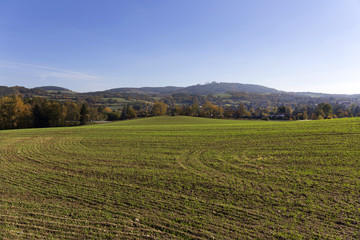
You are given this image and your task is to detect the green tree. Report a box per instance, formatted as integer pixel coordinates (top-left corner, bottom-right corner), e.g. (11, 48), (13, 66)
(47, 102), (65, 127)
(277, 105), (293, 115)
(106, 111), (120, 121)
(80, 104), (90, 125)
(317, 103), (333, 118)
(121, 104), (137, 119)
(33, 103), (47, 128)
(313, 108), (325, 120)
(127, 106), (137, 119)
(191, 102), (200, 116)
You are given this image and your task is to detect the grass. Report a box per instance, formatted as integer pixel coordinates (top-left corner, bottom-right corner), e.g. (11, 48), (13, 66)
(213, 93), (232, 98)
(101, 98), (132, 103)
(1, 116), (359, 239)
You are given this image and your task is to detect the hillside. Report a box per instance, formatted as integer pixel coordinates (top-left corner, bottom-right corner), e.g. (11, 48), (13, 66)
(0, 86), (20, 96)
(32, 86), (73, 92)
(108, 86), (182, 94)
(178, 82), (281, 94)
(1, 116), (359, 239)
(107, 82), (281, 95)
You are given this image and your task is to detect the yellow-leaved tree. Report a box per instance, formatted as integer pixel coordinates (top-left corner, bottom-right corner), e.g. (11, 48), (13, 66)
(152, 101), (168, 116)
(0, 95), (32, 129)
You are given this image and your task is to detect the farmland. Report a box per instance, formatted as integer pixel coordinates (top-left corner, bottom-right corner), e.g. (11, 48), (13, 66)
(1, 116), (359, 239)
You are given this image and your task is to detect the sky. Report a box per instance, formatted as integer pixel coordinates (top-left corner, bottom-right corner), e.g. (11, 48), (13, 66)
(1, 0), (360, 94)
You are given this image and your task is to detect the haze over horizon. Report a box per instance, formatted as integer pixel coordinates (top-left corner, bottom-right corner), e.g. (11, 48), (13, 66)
(1, 0), (360, 94)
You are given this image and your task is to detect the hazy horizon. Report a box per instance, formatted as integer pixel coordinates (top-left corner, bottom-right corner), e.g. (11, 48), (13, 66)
(1, 0), (360, 94)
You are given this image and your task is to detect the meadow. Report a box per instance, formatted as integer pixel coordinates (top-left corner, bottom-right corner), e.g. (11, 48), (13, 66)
(1, 116), (359, 239)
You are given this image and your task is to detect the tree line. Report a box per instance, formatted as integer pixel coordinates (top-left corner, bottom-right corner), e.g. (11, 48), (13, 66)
(170, 101), (360, 120)
(1, 95), (360, 130)
(0, 96), (105, 130)
(105, 100), (360, 121)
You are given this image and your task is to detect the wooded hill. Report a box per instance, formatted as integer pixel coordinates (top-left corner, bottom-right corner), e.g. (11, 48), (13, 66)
(1, 82), (360, 130)
(1, 82), (360, 109)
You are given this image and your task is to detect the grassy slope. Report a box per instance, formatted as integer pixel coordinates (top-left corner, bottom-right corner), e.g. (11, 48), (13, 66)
(1, 117), (359, 239)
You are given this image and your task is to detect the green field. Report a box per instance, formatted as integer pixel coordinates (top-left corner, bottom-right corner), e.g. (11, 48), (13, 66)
(1, 117), (359, 239)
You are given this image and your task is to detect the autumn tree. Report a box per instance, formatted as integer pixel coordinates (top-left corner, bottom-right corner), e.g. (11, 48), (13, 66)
(302, 110), (309, 120)
(103, 107), (112, 113)
(152, 101), (168, 116)
(14, 96), (32, 128)
(0, 96), (32, 129)
(199, 100), (223, 118)
(234, 103), (250, 118)
(88, 106), (106, 121)
(64, 102), (80, 125)
(121, 104), (137, 119)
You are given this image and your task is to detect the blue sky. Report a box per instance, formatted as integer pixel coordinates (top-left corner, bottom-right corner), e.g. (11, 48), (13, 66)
(1, 0), (360, 93)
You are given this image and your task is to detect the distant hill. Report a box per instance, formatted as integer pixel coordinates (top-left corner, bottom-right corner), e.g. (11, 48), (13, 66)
(0, 86), (22, 96)
(108, 86), (182, 94)
(177, 82), (281, 95)
(107, 82), (281, 95)
(33, 86), (72, 92)
(292, 92), (360, 99)
(0, 85), (76, 98)
(1, 82), (359, 100)
(0, 86), (45, 96)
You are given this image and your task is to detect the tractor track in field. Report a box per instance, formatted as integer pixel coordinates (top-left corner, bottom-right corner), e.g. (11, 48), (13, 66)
(1, 136), (261, 239)
(2, 117), (360, 239)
